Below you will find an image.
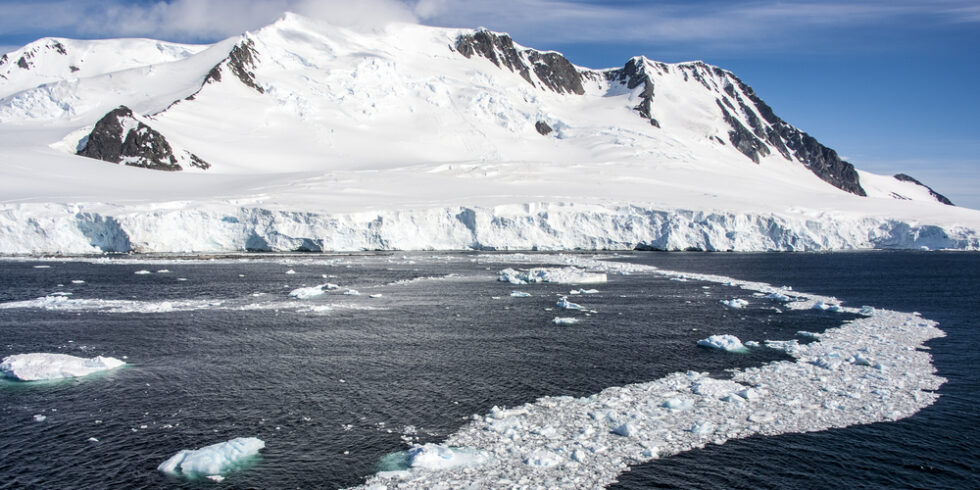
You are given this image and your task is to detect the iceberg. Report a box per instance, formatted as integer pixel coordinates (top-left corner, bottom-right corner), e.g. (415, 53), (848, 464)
(157, 437), (265, 480)
(510, 291), (532, 298)
(556, 297), (586, 311)
(697, 334), (748, 353)
(289, 284), (330, 299)
(1, 353), (125, 381)
(552, 317), (580, 325)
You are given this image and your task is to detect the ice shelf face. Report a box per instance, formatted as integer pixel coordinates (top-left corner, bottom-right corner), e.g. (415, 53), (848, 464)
(357, 255), (947, 489)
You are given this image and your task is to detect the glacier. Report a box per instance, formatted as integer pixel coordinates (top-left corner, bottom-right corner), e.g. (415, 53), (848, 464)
(0, 14), (977, 254)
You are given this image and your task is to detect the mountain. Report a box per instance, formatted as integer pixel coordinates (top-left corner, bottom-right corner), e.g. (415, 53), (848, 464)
(0, 13), (976, 253)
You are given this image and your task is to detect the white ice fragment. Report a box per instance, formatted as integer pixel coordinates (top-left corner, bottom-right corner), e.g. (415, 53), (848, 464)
(206, 475), (225, 482)
(852, 353), (874, 366)
(33, 414), (46, 422)
(344, 289), (360, 296)
(552, 317), (580, 325)
(285, 269), (296, 275)
(797, 331), (820, 338)
(556, 297), (586, 311)
(744, 340), (760, 347)
(71, 280), (85, 284)
(720, 298), (748, 309)
(369, 294), (383, 298)
(88, 437), (99, 442)
(523, 449), (563, 467)
(613, 422), (639, 437)
(406, 444), (490, 470)
(289, 284), (331, 299)
(510, 291), (531, 298)
(689, 422), (715, 436)
(697, 335), (747, 353)
(813, 301), (843, 312)
(661, 397), (693, 411)
(33, 265), (51, 269)
(765, 292), (792, 302)
(1, 353), (125, 381)
(134, 270), (151, 275)
(860, 306), (876, 316)
(156, 269), (170, 273)
(498, 267), (606, 285)
(571, 288), (599, 295)
(157, 437), (264, 479)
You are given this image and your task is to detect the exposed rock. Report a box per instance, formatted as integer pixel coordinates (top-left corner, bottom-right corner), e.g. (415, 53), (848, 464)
(894, 174), (953, 205)
(204, 38), (263, 93)
(535, 120), (553, 136)
(17, 56), (29, 69)
(455, 29), (584, 95)
(69, 65), (80, 73)
(716, 100), (769, 163)
(77, 106), (211, 171)
(605, 57), (660, 127)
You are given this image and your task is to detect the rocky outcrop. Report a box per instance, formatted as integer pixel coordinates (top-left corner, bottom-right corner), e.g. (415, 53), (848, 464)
(77, 106), (210, 171)
(204, 38), (263, 93)
(894, 174), (953, 205)
(455, 29), (585, 95)
(535, 120), (553, 135)
(605, 57), (661, 127)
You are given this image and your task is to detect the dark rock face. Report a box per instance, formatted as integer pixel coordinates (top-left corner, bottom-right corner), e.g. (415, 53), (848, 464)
(17, 56), (29, 69)
(726, 75), (866, 196)
(716, 100), (770, 163)
(455, 29), (584, 95)
(77, 106), (210, 171)
(204, 38), (264, 93)
(894, 174), (954, 205)
(535, 120), (553, 136)
(606, 57), (661, 127)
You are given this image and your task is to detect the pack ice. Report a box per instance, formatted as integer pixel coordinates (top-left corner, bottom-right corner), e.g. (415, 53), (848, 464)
(157, 437), (265, 480)
(0, 353), (125, 381)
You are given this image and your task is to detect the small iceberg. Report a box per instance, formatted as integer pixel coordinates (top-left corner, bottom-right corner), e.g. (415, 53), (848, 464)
(813, 301), (843, 312)
(134, 270), (151, 275)
(552, 317), (579, 325)
(344, 289), (360, 296)
(720, 298), (748, 309)
(697, 334), (748, 353)
(556, 297), (586, 311)
(570, 288), (599, 295)
(289, 284), (329, 299)
(1, 353), (126, 381)
(158, 437), (265, 480)
(510, 291), (532, 298)
(498, 267), (607, 285)
(765, 292), (792, 302)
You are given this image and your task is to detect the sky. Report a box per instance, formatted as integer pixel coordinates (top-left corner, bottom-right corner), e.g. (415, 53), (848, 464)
(1, 0), (978, 208)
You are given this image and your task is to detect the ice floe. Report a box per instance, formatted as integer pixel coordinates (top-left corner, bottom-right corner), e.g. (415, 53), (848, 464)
(552, 317), (580, 325)
(1, 353), (125, 381)
(289, 284), (332, 299)
(697, 334), (748, 353)
(157, 437), (265, 480)
(360, 254), (947, 489)
(570, 288), (600, 295)
(510, 291), (532, 298)
(556, 297), (586, 311)
(813, 301), (844, 312)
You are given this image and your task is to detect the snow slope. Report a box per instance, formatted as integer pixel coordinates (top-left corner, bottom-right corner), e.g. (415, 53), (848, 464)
(0, 13), (977, 254)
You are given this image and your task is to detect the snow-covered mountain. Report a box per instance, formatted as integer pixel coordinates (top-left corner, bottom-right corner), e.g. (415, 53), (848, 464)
(0, 13), (977, 253)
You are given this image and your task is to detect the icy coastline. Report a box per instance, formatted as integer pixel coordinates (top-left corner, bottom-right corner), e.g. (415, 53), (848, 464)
(0, 201), (977, 255)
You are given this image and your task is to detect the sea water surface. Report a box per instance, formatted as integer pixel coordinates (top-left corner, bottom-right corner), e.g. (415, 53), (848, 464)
(0, 252), (976, 488)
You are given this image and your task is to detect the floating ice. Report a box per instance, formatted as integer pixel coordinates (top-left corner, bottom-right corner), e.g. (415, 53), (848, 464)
(860, 306), (876, 316)
(344, 289), (360, 296)
(134, 270), (151, 275)
(285, 269), (296, 275)
(498, 267), (607, 285)
(570, 288), (599, 295)
(765, 292), (792, 302)
(406, 444), (490, 470)
(510, 291), (532, 298)
(556, 297), (586, 311)
(552, 317), (579, 325)
(289, 284), (330, 299)
(1, 353), (125, 381)
(157, 437), (265, 480)
(720, 298), (748, 309)
(33, 414), (46, 422)
(813, 301), (843, 312)
(360, 255), (947, 489)
(697, 335), (747, 353)
(71, 280), (85, 284)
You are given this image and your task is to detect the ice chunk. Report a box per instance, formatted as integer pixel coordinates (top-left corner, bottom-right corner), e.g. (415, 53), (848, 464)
(344, 289), (360, 296)
(134, 270), (151, 275)
(552, 317), (580, 325)
(556, 297), (586, 310)
(813, 301), (843, 312)
(697, 335), (747, 353)
(289, 284), (331, 299)
(285, 269), (296, 275)
(613, 422), (639, 437)
(510, 291), (532, 298)
(405, 444), (490, 470)
(71, 280), (85, 284)
(498, 267), (606, 285)
(523, 449), (562, 467)
(860, 306), (876, 316)
(765, 292), (792, 302)
(157, 437), (265, 480)
(570, 288), (599, 295)
(1, 353), (125, 381)
(661, 397), (693, 411)
(720, 298), (748, 309)
(33, 414), (46, 422)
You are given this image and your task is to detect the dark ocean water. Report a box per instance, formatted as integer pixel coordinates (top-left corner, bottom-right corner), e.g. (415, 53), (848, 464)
(0, 252), (976, 489)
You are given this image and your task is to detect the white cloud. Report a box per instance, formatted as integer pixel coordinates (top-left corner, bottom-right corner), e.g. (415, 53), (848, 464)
(0, 0), (416, 42)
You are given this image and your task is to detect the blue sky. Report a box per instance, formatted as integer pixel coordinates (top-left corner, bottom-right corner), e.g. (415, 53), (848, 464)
(1, 0), (978, 208)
